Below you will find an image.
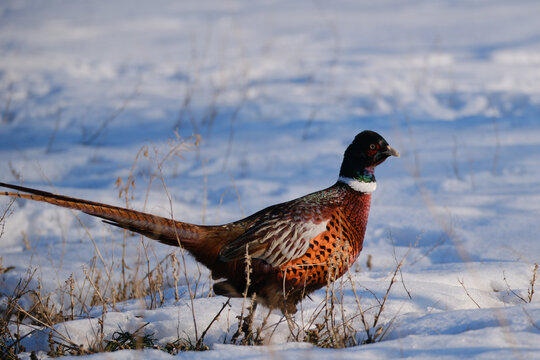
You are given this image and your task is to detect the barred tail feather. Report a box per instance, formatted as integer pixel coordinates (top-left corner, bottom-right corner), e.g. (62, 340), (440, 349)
(0, 182), (210, 251)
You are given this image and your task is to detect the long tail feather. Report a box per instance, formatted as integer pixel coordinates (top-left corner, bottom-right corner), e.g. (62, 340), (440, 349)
(0, 182), (203, 248)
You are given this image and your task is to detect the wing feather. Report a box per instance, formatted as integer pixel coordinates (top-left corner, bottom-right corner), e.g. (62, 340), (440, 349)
(219, 189), (341, 267)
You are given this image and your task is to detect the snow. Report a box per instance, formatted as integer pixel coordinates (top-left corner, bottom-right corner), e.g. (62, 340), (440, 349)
(1, 0), (540, 359)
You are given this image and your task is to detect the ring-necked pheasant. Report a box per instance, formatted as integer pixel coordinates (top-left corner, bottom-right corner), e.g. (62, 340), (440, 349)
(0, 130), (398, 314)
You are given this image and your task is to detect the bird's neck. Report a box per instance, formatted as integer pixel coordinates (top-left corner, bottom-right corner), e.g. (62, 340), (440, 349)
(338, 166), (376, 193)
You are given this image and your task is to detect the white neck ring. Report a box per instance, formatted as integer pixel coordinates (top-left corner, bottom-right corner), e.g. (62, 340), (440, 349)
(338, 176), (377, 193)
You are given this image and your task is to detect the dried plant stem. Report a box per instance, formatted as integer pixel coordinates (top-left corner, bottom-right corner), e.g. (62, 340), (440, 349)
(231, 246), (256, 344)
(458, 278), (481, 309)
(82, 76), (140, 145)
(528, 263), (538, 303)
(16, 305), (80, 349)
(196, 299), (230, 349)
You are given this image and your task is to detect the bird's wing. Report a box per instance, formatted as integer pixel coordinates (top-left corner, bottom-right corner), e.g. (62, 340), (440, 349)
(0, 182), (208, 248)
(219, 188), (341, 267)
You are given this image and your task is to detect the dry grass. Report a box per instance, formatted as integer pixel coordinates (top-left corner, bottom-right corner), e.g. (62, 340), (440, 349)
(0, 135), (209, 357)
(0, 216), (406, 358)
(502, 263), (538, 304)
(0, 232), (404, 357)
(295, 245), (408, 348)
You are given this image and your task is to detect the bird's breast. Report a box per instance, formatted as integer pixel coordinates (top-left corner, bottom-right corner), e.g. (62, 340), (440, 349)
(279, 194), (371, 290)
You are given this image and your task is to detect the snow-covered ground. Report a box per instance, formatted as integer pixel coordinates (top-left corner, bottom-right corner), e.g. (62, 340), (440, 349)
(1, 1), (540, 359)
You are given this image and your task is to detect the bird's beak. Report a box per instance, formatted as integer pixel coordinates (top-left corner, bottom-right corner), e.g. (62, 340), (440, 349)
(384, 145), (400, 158)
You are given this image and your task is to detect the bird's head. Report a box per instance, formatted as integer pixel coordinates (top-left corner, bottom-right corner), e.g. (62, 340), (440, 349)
(338, 130), (399, 191)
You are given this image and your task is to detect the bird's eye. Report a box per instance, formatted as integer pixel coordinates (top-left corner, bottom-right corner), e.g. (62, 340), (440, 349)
(369, 144), (376, 150)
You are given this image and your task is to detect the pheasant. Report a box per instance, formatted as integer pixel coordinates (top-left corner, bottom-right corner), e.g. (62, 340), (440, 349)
(0, 130), (398, 314)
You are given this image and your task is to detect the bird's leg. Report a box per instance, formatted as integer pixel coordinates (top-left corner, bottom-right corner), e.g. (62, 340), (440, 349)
(285, 312), (296, 332)
(279, 290), (299, 335)
(254, 307), (273, 344)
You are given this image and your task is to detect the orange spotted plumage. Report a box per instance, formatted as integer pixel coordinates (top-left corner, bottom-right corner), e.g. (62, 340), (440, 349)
(279, 194), (371, 305)
(0, 130), (398, 314)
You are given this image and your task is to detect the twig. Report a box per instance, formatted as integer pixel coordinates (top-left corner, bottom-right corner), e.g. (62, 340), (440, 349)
(221, 76), (249, 172)
(372, 260), (403, 330)
(0, 198), (15, 240)
(502, 270), (528, 303)
(82, 76), (140, 145)
(231, 246), (255, 344)
(389, 232), (412, 300)
(458, 278), (481, 309)
(15, 305), (80, 349)
(528, 263), (538, 303)
(157, 165), (199, 341)
(522, 307), (540, 331)
(196, 299), (230, 348)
